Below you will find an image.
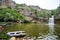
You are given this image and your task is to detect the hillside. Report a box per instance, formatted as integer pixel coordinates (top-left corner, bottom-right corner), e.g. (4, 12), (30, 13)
(0, 1), (60, 23)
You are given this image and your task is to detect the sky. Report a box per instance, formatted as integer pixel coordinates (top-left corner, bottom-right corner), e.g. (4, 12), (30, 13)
(13, 0), (60, 10)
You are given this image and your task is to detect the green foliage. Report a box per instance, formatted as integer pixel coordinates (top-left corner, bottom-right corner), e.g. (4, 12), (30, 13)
(57, 4), (60, 12)
(51, 10), (57, 16)
(16, 4), (60, 18)
(16, 4), (26, 8)
(0, 8), (25, 21)
(51, 5), (60, 17)
(38, 11), (49, 17)
(29, 6), (51, 18)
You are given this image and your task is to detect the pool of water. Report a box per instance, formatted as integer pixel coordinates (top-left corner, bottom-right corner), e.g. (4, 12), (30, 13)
(0, 23), (60, 40)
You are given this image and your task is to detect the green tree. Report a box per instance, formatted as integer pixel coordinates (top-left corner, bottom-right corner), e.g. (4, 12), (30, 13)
(0, 8), (25, 22)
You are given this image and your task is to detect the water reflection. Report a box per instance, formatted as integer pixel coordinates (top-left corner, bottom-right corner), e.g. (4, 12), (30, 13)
(55, 24), (60, 40)
(2, 22), (60, 40)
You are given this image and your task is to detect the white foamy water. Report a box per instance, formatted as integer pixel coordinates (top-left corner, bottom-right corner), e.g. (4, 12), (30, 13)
(48, 15), (54, 34)
(37, 33), (58, 40)
(37, 15), (58, 40)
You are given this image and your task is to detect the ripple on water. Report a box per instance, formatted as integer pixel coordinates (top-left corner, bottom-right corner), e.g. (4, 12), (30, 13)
(37, 33), (58, 40)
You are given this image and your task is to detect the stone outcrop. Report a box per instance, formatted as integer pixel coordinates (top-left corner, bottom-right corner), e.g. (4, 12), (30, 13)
(55, 13), (60, 24)
(0, 0), (16, 8)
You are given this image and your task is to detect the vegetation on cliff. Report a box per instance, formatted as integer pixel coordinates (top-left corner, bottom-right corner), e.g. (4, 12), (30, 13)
(0, 8), (25, 22)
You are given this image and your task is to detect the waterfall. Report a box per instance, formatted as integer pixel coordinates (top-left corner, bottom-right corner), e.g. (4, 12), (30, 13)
(37, 15), (58, 40)
(48, 15), (54, 34)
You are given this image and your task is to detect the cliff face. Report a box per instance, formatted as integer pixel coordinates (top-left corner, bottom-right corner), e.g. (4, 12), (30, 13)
(16, 4), (51, 23)
(16, 4), (51, 17)
(0, 0), (16, 8)
(0, 0), (51, 18)
(55, 13), (60, 24)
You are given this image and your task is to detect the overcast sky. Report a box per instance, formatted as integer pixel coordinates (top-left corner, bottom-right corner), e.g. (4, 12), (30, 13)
(13, 0), (60, 10)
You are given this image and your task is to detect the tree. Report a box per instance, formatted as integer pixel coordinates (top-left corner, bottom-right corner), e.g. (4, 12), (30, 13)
(51, 5), (60, 17)
(0, 8), (25, 22)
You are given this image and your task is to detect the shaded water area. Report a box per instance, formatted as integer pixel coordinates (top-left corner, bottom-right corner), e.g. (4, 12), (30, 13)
(0, 23), (60, 40)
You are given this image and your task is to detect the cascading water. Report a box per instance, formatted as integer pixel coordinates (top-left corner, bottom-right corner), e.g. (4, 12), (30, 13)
(38, 15), (58, 40)
(48, 15), (54, 34)
(46, 15), (58, 40)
